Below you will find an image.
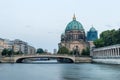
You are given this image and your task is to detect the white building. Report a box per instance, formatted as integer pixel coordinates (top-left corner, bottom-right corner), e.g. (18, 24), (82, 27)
(27, 45), (36, 54)
(3, 39), (13, 50)
(0, 38), (4, 54)
(13, 39), (36, 54)
(0, 38), (36, 55)
(0, 39), (14, 55)
(92, 44), (120, 64)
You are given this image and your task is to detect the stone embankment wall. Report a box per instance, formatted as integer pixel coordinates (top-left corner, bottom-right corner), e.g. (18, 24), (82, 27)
(0, 57), (14, 63)
(92, 59), (120, 64)
(75, 57), (92, 63)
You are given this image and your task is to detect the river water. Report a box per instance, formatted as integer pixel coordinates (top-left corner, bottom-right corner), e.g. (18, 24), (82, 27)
(0, 62), (120, 80)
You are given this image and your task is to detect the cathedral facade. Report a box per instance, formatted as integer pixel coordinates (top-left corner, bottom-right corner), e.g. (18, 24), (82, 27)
(59, 15), (89, 56)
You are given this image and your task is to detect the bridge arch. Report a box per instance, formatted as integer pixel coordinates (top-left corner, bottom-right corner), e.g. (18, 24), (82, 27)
(15, 56), (75, 63)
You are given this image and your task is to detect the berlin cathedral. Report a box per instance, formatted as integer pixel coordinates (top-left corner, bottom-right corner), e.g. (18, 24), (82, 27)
(58, 14), (98, 56)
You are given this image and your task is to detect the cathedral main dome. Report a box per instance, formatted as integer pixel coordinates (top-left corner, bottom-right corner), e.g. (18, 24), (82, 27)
(65, 15), (84, 32)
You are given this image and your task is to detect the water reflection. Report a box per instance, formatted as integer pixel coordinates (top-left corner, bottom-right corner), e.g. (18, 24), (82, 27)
(60, 63), (120, 80)
(60, 64), (81, 80)
(23, 59), (58, 64)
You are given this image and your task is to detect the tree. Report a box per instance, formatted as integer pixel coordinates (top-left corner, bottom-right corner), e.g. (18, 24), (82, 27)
(7, 49), (13, 57)
(1, 49), (13, 56)
(100, 29), (117, 46)
(81, 49), (86, 55)
(57, 47), (69, 54)
(94, 39), (104, 48)
(1, 49), (8, 56)
(81, 47), (90, 56)
(36, 48), (44, 54)
(115, 29), (120, 44)
(94, 28), (120, 48)
(14, 51), (23, 55)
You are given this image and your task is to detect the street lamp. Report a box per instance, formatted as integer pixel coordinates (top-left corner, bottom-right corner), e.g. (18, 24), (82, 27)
(10, 45), (14, 63)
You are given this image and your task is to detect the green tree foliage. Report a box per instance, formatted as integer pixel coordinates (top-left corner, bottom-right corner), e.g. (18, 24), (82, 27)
(94, 39), (104, 48)
(115, 29), (120, 44)
(36, 48), (44, 54)
(1, 49), (13, 56)
(57, 47), (69, 54)
(1, 49), (24, 56)
(14, 51), (23, 55)
(69, 50), (79, 56)
(94, 28), (120, 48)
(100, 29), (116, 45)
(1, 49), (8, 56)
(81, 47), (90, 56)
(7, 49), (13, 56)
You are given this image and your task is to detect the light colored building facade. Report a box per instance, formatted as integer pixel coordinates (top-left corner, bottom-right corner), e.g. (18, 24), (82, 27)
(13, 44), (20, 52)
(13, 39), (36, 54)
(0, 38), (4, 54)
(0, 39), (13, 55)
(27, 45), (36, 54)
(0, 38), (36, 55)
(3, 39), (13, 50)
(13, 39), (28, 54)
(91, 44), (120, 64)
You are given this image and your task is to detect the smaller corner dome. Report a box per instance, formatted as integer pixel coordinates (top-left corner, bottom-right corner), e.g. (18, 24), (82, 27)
(89, 27), (97, 32)
(65, 15), (84, 32)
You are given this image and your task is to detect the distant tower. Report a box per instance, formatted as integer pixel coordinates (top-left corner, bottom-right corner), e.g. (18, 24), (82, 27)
(87, 26), (98, 41)
(87, 26), (98, 51)
(53, 49), (57, 54)
(44, 49), (48, 53)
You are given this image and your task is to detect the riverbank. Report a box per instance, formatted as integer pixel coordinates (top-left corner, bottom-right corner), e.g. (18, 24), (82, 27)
(75, 57), (92, 63)
(92, 59), (120, 64)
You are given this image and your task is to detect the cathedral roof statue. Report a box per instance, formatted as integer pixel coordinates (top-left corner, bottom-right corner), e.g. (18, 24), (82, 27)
(65, 14), (84, 32)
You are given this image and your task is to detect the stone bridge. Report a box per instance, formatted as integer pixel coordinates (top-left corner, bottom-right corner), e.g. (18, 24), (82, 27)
(1, 54), (76, 63)
(0, 54), (92, 63)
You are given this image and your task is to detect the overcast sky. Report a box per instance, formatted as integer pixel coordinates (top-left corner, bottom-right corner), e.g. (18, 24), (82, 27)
(0, 0), (120, 52)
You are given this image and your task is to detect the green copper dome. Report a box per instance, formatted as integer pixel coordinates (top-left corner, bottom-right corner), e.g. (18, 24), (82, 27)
(65, 15), (84, 32)
(89, 26), (97, 32)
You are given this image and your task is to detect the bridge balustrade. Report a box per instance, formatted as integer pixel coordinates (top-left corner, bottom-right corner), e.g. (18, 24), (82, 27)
(92, 44), (120, 59)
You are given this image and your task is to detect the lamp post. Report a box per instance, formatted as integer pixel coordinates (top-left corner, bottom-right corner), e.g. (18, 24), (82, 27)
(10, 45), (14, 63)
(0, 50), (2, 63)
(72, 47), (75, 57)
